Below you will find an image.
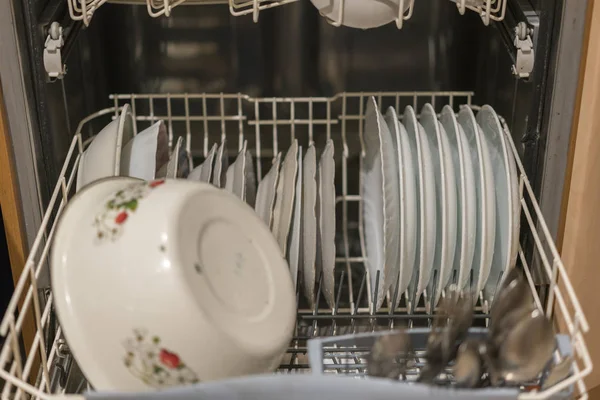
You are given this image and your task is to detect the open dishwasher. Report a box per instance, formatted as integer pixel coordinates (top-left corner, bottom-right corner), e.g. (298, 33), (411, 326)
(0, 0), (593, 399)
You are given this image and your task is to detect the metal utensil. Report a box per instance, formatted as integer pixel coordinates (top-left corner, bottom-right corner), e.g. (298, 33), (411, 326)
(418, 290), (474, 383)
(498, 309), (556, 383)
(453, 339), (484, 388)
(367, 330), (412, 380)
(542, 356), (573, 390)
(490, 268), (533, 334)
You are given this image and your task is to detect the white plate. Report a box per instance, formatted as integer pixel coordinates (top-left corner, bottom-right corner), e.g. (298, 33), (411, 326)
(403, 105), (436, 310)
(302, 145), (318, 307)
(476, 105), (521, 305)
(361, 98), (395, 310)
(288, 146), (303, 290)
(165, 137), (184, 179)
(309, 0), (410, 29)
(420, 104), (457, 308)
(272, 140), (299, 255)
(384, 107), (417, 309)
(76, 104), (135, 192)
(213, 139), (229, 188)
(120, 121), (169, 181)
(440, 106), (477, 291)
(244, 148), (257, 208)
(255, 154), (282, 228)
(188, 143), (217, 182)
(457, 106), (496, 301)
(319, 139), (336, 309)
(225, 141), (248, 200)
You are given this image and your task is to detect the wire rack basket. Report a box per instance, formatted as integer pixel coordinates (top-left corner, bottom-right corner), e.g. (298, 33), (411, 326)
(68, 0), (506, 28)
(0, 91), (591, 400)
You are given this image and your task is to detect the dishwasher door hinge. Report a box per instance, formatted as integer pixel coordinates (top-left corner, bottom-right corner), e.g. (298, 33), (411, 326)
(43, 22), (66, 81)
(512, 21), (534, 79)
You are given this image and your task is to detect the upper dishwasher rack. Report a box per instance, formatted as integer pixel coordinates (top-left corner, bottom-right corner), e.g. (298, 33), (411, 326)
(0, 91), (591, 399)
(69, 0), (507, 28)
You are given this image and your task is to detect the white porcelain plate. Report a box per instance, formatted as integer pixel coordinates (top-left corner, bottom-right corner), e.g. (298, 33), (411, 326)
(77, 104), (134, 192)
(384, 107), (417, 309)
(421, 104), (457, 308)
(272, 140), (298, 255)
(457, 106), (496, 301)
(255, 153), (282, 228)
(188, 143), (217, 183)
(288, 146), (303, 290)
(302, 145), (318, 307)
(362, 97), (400, 311)
(476, 105), (521, 306)
(213, 139), (229, 188)
(403, 105), (436, 311)
(319, 139), (336, 309)
(439, 106), (477, 292)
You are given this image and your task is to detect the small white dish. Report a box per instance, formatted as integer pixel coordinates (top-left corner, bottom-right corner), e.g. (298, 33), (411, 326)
(255, 153), (282, 228)
(403, 105), (436, 311)
(244, 148), (257, 208)
(384, 107), (417, 309)
(421, 104), (457, 308)
(272, 140), (299, 255)
(440, 106), (477, 292)
(319, 139), (336, 309)
(309, 0), (411, 29)
(188, 143), (217, 183)
(302, 145), (318, 307)
(51, 178), (296, 391)
(288, 146), (303, 290)
(225, 141), (248, 201)
(213, 139), (229, 188)
(457, 106), (496, 302)
(476, 105), (520, 306)
(362, 97), (400, 311)
(163, 137), (184, 179)
(76, 104), (135, 192)
(120, 121), (170, 182)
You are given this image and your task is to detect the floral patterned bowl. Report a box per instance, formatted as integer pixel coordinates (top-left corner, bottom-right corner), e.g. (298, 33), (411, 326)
(51, 177), (297, 392)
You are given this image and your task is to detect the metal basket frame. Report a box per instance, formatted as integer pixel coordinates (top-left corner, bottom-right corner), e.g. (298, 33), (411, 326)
(0, 91), (591, 399)
(67, 0), (505, 28)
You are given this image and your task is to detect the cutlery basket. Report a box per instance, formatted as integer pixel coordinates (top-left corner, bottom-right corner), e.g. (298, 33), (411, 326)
(0, 91), (591, 399)
(306, 328), (575, 399)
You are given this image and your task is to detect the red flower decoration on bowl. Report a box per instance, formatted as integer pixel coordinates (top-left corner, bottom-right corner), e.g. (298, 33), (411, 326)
(149, 179), (165, 188)
(115, 212), (128, 224)
(159, 349), (181, 369)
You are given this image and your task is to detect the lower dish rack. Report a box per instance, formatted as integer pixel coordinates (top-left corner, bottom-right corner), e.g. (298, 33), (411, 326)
(0, 91), (592, 399)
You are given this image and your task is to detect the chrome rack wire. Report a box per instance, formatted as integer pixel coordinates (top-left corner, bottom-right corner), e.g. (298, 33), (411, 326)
(0, 92), (591, 400)
(68, 0), (505, 28)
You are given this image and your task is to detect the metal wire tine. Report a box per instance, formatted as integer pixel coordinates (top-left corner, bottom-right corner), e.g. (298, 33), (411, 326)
(329, 270), (346, 337)
(312, 270), (324, 337)
(254, 100), (262, 178)
(219, 94), (226, 143)
(308, 98), (313, 145)
(166, 94), (173, 148)
(370, 270), (381, 331)
(389, 270), (401, 329)
(272, 99), (278, 157)
(349, 272), (367, 334)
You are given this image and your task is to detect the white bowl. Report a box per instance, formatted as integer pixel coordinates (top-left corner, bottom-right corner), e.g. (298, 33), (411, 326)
(120, 120), (170, 181)
(51, 177), (297, 391)
(76, 104), (135, 192)
(310, 0), (410, 29)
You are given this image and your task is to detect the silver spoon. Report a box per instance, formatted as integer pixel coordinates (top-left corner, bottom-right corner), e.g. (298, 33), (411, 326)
(490, 268), (532, 331)
(498, 309), (556, 383)
(367, 330), (412, 380)
(453, 339), (484, 388)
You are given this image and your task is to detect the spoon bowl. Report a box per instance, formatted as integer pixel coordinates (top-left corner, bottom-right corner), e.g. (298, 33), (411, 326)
(499, 309), (556, 383)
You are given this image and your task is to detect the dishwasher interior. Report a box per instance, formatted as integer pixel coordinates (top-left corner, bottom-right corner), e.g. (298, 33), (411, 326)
(0, 0), (592, 398)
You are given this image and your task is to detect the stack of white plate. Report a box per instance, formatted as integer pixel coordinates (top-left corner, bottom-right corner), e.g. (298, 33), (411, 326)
(361, 96), (521, 313)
